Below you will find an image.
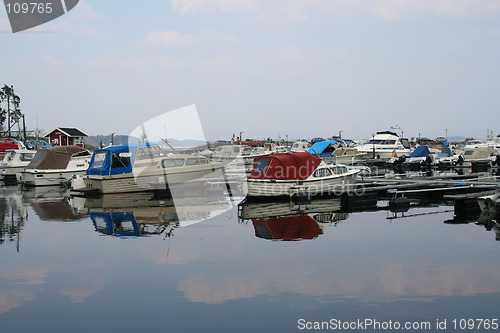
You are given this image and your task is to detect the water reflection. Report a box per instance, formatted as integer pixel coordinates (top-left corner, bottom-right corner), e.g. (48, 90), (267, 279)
(77, 183), (235, 238)
(446, 207), (500, 242)
(0, 187), (28, 250)
(239, 198), (349, 241)
(1, 182), (500, 331)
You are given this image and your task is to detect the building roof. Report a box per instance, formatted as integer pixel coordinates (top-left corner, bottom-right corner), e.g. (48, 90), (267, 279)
(44, 127), (88, 138)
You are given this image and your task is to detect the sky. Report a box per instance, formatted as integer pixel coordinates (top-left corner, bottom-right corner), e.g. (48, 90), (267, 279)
(1, 0), (500, 142)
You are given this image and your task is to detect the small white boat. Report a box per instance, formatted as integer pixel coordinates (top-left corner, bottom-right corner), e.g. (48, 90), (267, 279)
(433, 145), (459, 167)
(246, 152), (359, 198)
(0, 149), (37, 184)
(17, 146), (91, 187)
(290, 140), (310, 152)
(398, 145), (436, 169)
(455, 147), (496, 168)
(211, 144), (272, 173)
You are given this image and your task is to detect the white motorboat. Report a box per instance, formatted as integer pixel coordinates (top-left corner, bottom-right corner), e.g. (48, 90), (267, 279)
(211, 144), (272, 173)
(246, 152), (359, 198)
(290, 140), (310, 152)
(403, 146), (436, 169)
(357, 131), (411, 160)
(455, 146), (496, 168)
(0, 149), (37, 184)
(72, 144), (225, 195)
(17, 146), (92, 187)
(433, 145), (459, 167)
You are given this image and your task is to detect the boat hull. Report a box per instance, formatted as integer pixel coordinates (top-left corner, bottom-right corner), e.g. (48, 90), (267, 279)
(74, 166), (224, 195)
(246, 173), (358, 198)
(18, 169), (87, 187)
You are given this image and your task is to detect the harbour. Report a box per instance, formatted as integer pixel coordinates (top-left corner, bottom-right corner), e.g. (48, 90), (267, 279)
(3, 1), (500, 331)
(1, 173), (499, 332)
(1, 112), (500, 333)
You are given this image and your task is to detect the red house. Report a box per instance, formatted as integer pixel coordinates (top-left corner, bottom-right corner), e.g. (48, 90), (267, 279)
(44, 127), (88, 148)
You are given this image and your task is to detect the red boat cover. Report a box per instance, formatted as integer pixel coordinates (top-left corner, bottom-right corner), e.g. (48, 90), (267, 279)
(249, 152), (321, 180)
(252, 215), (323, 241)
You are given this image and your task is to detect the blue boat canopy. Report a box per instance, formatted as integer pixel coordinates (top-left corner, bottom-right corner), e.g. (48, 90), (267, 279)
(410, 146), (431, 158)
(306, 140), (338, 157)
(87, 143), (160, 176)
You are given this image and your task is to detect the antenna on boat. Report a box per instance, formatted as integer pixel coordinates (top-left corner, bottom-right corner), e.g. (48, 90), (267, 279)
(161, 138), (176, 152)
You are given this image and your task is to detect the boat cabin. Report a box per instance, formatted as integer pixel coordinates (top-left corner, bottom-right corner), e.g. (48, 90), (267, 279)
(87, 144), (165, 176)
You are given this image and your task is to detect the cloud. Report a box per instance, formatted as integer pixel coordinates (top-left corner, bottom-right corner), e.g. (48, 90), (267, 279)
(145, 30), (196, 47)
(178, 262), (500, 304)
(373, 0), (492, 18)
(170, 0), (319, 22)
(24, 0), (104, 38)
(170, 0), (500, 20)
(144, 29), (237, 48)
(170, 0), (259, 15)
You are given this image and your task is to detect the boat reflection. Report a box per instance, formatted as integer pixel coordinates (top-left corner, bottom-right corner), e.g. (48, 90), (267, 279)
(238, 198), (349, 241)
(79, 184), (234, 238)
(445, 202), (500, 242)
(20, 186), (87, 221)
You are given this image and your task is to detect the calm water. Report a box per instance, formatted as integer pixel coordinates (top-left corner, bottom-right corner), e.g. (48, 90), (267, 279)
(1, 184), (499, 333)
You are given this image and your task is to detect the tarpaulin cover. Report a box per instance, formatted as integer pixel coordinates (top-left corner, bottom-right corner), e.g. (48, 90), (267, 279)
(409, 146), (430, 158)
(249, 152), (322, 180)
(252, 215), (323, 240)
(87, 144), (153, 176)
(26, 145), (86, 170)
(306, 140), (338, 157)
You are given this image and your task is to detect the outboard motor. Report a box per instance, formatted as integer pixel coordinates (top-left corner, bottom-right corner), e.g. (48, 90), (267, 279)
(493, 155), (500, 166)
(456, 154), (465, 166)
(392, 155), (405, 173)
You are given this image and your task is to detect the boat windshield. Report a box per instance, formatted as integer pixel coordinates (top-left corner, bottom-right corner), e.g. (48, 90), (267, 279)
(136, 146), (166, 160)
(161, 158), (185, 168)
(90, 151), (107, 169)
(186, 157), (209, 165)
(20, 153), (35, 161)
(253, 158), (270, 173)
(367, 140), (384, 144)
(4, 151), (15, 161)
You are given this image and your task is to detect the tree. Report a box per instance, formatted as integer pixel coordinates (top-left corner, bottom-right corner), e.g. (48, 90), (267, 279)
(0, 84), (21, 136)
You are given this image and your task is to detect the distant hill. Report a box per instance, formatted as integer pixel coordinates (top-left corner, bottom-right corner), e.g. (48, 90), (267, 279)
(85, 135), (208, 149)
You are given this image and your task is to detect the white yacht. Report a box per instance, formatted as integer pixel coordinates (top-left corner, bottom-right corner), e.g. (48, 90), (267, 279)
(0, 149), (37, 184)
(357, 131), (411, 159)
